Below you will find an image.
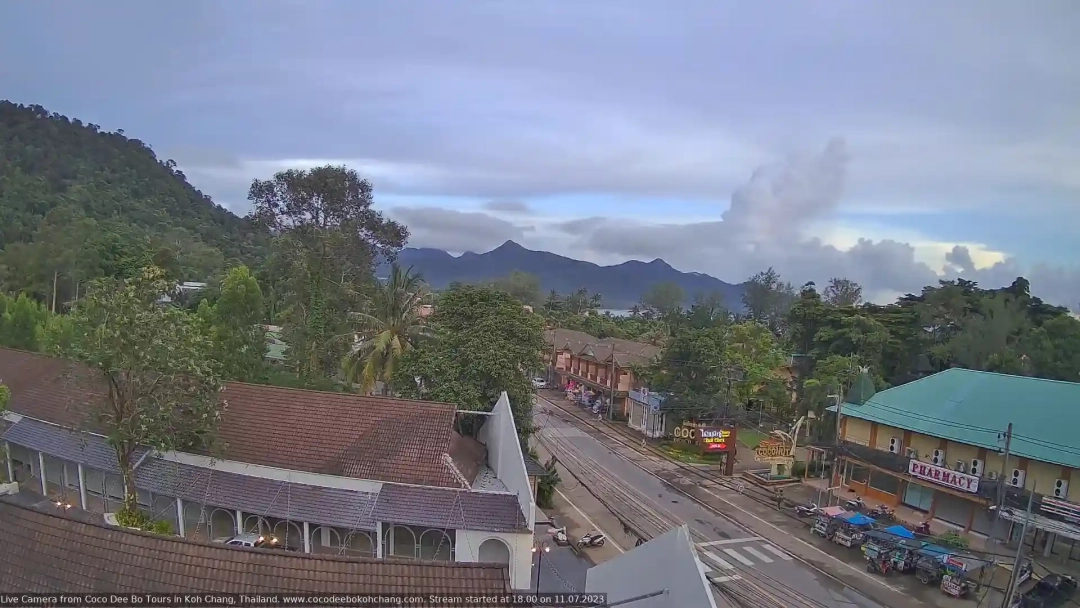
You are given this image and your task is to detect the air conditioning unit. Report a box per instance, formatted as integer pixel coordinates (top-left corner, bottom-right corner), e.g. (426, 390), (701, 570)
(970, 459), (983, 477)
(932, 449), (946, 466)
(906, 448), (919, 459)
(888, 437), (902, 454)
(1009, 469), (1026, 488)
(1055, 479), (1069, 499)
(955, 460), (967, 473)
(987, 471), (999, 481)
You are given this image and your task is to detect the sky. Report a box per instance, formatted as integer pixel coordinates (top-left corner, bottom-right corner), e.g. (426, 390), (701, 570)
(2, 1), (1079, 306)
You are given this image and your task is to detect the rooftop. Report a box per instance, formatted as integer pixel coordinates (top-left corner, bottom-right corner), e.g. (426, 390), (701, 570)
(830, 368), (1080, 468)
(0, 348), (472, 488)
(0, 497), (511, 595)
(545, 328), (661, 367)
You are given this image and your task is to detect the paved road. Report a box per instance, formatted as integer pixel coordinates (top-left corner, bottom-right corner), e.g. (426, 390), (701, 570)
(535, 397), (886, 608)
(530, 528), (591, 593)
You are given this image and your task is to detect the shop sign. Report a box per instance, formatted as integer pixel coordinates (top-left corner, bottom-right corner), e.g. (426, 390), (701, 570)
(700, 428), (735, 452)
(907, 460), (980, 493)
(672, 424), (699, 447)
(755, 437), (794, 465)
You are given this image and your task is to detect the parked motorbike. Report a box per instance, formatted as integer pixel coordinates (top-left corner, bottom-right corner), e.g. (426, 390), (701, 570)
(845, 496), (866, 511)
(549, 526), (569, 546)
(870, 505), (895, 520)
(914, 521), (931, 536)
(794, 501), (820, 517)
(577, 531), (607, 548)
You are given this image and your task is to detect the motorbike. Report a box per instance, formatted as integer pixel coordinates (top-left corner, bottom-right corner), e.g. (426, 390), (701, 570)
(549, 526), (569, 546)
(794, 501), (820, 517)
(870, 505), (895, 520)
(914, 521), (931, 536)
(577, 530), (607, 548)
(845, 496), (866, 511)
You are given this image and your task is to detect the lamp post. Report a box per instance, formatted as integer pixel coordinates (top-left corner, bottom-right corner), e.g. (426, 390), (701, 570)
(532, 541), (551, 592)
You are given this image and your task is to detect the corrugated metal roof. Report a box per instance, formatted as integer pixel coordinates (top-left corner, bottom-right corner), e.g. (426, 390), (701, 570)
(829, 368), (1080, 468)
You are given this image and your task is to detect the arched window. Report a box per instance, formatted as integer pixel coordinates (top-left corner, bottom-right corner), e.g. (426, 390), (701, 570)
(418, 529), (454, 561)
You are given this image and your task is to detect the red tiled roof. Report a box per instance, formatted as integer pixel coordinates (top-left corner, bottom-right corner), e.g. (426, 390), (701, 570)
(0, 499), (511, 597)
(0, 348), (467, 488)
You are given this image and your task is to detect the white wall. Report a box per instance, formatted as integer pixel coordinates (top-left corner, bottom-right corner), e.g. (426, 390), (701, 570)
(586, 525), (716, 608)
(478, 392), (535, 532)
(456, 529), (533, 590)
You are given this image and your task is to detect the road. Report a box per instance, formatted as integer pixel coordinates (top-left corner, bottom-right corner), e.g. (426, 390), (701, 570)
(534, 395), (888, 608)
(531, 528), (591, 593)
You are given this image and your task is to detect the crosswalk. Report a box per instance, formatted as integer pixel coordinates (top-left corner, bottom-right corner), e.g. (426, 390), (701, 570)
(694, 538), (793, 584)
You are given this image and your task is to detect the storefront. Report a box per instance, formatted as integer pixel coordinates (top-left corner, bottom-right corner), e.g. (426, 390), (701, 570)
(902, 483), (934, 512)
(906, 459), (983, 530)
(627, 389), (668, 439)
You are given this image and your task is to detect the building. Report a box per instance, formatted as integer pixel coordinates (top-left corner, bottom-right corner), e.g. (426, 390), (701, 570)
(585, 524), (718, 608)
(544, 329), (660, 417)
(0, 347), (538, 589)
(0, 492), (510, 597)
(829, 368), (1080, 560)
(627, 389), (669, 438)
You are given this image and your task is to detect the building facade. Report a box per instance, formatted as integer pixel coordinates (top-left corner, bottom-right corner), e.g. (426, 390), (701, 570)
(829, 368), (1080, 560)
(627, 389), (669, 439)
(0, 348), (537, 589)
(544, 329), (660, 417)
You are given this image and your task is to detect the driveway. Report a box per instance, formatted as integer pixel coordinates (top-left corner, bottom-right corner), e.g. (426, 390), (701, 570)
(531, 525), (592, 593)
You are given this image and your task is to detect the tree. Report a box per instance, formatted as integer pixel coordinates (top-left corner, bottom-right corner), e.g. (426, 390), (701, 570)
(342, 264), (433, 395)
(249, 165), (408, 380)
(0, 293), (48, 351)
(393, 285), (544, 446)
(741, 268), (795, 336)
(641, 281), (685, 316)
(199, 265), (267, 382)
(490, 271), (542, 307)
(942, 293), (1030, 373)
(57, 266), (224, 511)
(823, 278), (863, 307)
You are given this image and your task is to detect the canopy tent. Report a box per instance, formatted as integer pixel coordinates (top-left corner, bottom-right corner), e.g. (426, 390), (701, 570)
(840, 512), (876, 527)
(820, 506), (848, 518)
(883, 525), (915, 539)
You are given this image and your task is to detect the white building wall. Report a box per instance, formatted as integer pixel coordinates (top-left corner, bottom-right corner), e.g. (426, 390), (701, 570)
(455, 529), (533, 590)
(478, 392), (535, 532)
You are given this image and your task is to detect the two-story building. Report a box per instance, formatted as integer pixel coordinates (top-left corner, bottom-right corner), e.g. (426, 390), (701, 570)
(544, 329), (660, 417)
(0, 347), (538, 589)
(828, 368), (1080, 560)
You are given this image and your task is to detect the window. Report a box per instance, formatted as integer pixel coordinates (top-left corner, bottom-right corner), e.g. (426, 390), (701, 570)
(849, 466), (870, 484)
(869, 472), (901, 495)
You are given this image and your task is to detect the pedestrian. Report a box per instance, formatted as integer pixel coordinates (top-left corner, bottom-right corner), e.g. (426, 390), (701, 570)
(775, 488), (784, 510)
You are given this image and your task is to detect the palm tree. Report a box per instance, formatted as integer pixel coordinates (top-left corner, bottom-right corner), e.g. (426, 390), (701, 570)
(342, 264), (433, 395)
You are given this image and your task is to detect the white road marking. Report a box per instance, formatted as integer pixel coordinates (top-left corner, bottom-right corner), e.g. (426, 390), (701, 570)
(553, 487), (625, 553)
(763, 544), (793, 560)
(701, 550), (735, 570)
(723, 548), (755, 566)
(696, 537), (765, 547)
(742, 546), (774, 563)
(708, 575), (743, 584)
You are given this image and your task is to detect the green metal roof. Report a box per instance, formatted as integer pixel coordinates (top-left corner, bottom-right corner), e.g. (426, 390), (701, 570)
(827, 368), (1080, 469)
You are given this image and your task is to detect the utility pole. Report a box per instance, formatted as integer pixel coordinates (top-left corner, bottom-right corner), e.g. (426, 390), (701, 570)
(990, 423), (1014, 547)
(830, 393), (843, 509)
(1001, 481), (1035, 608)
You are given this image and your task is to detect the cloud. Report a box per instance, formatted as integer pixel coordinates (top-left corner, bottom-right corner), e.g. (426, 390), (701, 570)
(482, 200), (533, 214)
(386, 206), (534, 254)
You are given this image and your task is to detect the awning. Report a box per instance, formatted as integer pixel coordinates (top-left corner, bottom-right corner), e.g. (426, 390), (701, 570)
(996, 507), (1080, 542)
(840, 513), (876, 526)
(883, 525), (914, 539)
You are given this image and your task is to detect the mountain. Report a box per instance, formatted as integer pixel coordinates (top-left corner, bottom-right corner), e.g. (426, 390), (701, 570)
(385, 241), (745, 309)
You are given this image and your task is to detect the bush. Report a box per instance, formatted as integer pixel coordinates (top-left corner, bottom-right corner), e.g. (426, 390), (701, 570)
(536, 456), (561, 510)
(933, 531), (969, 550)
(116, 507), (173, 535)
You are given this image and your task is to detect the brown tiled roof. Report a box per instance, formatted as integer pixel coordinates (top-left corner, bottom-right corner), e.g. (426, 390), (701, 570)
(449, 432), (488, 484)
(0, 499), (511, 597)
(544, 329), (660, 367)
(0, 348), (465, 488)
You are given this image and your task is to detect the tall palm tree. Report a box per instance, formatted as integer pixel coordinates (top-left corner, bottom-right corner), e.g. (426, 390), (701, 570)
(342, 264), (433, 395)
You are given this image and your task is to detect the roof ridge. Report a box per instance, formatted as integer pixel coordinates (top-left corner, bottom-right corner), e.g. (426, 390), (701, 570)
(0, 497), (505, 569)
(941, 366), (1080, 387)
(225, 380), (458, 409)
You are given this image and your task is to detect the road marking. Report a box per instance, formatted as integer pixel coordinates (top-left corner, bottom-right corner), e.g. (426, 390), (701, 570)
(708, 575), (743, 584)
(701, 550), (735, 570)
(554, 488), (625, 553)
(763, 544), (792, 560)
(696, 537), (764, 547)
(723, 548), (755, 566)
(742, 546), (774, 563)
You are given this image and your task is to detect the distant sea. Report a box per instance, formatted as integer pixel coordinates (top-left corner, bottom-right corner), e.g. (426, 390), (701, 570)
(599, 309), (632, 317)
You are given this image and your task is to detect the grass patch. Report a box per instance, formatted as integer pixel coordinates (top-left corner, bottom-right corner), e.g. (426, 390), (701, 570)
(738, 428), (766, 449)
(658, 442), (723, 465)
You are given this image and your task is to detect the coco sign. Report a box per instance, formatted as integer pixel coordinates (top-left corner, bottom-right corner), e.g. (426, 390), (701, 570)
(908, 460), (980, 493)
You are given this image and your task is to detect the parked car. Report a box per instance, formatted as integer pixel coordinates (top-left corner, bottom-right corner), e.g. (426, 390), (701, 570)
(211, 533), (295, 550)
(1018, 574), (1078, 608)
(532, 377), (548, 389)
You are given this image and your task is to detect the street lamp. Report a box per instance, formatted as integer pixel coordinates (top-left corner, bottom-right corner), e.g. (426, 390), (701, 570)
(532, 541), (551, 591)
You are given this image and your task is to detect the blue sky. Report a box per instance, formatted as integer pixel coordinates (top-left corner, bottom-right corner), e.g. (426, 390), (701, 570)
(1, 0), (1078, 305)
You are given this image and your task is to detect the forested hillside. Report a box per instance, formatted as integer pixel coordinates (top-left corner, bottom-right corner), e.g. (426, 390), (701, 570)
(0, 101), (266, 309)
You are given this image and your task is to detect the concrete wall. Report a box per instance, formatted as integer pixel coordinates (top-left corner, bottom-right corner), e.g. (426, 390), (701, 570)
(586, 525), (715, 608)
(478, 392), (536, 533)
(456, 529), (533, 590)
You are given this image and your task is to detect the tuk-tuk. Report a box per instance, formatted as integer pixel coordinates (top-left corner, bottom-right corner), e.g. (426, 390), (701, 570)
(811, 506), (848, 539)
(833, 511), (875, 548)
(939, 555), (991, 598)
(913, 544), (953, 585)
(880, 525), (921, 573)
(860, 531), (897, 574)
